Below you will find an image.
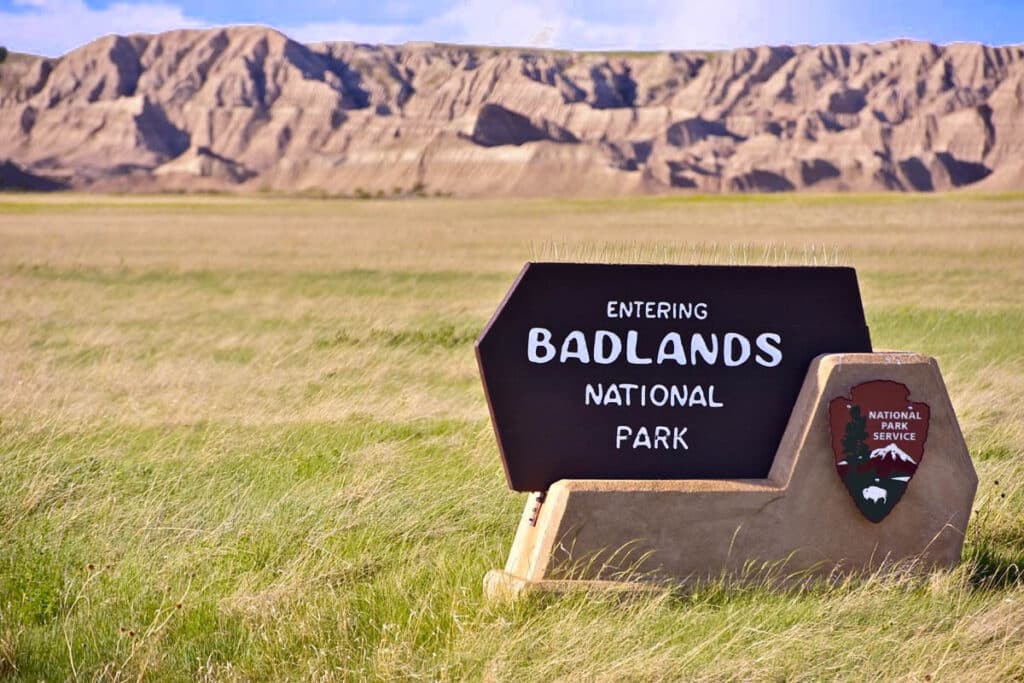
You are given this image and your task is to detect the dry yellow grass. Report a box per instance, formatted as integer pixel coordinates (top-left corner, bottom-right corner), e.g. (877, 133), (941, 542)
(0, 192), (1022, 680)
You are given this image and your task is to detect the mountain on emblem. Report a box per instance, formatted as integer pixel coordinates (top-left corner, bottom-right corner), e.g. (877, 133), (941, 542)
(870, 443), (917, 464)
(828, 381), (931, 523)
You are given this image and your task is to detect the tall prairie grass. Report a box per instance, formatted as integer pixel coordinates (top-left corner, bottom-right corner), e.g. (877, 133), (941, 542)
(0, 193), (1022, 680)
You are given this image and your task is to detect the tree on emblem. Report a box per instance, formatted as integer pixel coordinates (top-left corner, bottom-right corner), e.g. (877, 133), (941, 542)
(842, 405), (870, 465)
(837, 403), (892, 521)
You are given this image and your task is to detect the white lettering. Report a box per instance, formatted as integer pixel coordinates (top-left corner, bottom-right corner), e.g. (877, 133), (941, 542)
(650, 384), (669, 406)
(656, 332), (687, 365)
(560, 330), (591, 363)
(625, 330), (653, 365)
(690, 333), (719, 365)
(527, 328), (785, 368)
(724, 332), (751, 367)
(527, 327), (556, 363)
(755, 332), (783, 367)
(593, 330), (622, 364)
(615, 425), (690, 450)
(616, 425), (632, 449)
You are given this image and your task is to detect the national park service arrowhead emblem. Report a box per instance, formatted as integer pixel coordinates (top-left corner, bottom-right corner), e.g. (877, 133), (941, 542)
(828, 381), (931, 523)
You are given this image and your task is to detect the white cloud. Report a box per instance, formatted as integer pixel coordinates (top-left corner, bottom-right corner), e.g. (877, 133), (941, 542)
(274, 20), (409, 46)
(285, 0), (850, 51)
(0, 0), (204, 56)
(286, 0), (564, 47)
(0, 0), (892, 58)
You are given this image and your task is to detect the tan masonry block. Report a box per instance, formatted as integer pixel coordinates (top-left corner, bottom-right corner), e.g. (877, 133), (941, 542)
(485, 352), (977, 599)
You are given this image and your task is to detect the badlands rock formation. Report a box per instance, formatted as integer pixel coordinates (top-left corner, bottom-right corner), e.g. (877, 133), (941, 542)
(0, 27), (1022, 195)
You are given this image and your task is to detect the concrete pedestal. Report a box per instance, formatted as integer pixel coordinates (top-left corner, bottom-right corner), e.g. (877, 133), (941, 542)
(485, 353), (977, 599)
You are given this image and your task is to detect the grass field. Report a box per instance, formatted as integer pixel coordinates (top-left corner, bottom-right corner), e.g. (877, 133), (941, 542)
(1, 193), (1022, 680)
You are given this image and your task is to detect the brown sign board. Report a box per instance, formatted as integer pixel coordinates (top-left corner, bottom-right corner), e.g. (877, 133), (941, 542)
(477, 263), (872, 492)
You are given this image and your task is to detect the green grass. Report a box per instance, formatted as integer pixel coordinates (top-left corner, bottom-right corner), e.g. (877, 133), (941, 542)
(0, 193), (1022, 679)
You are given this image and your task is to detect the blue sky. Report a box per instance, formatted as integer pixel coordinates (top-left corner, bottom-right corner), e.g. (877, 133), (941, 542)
(1, 0), (1021, 57)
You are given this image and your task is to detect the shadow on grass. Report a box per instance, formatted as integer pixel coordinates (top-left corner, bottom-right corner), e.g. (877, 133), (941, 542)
(963, 530), (1024, 590)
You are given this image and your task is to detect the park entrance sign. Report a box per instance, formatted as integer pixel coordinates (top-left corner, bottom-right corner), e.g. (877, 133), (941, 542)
(476, 263), (872, 492)
(479, 263), (979, 598)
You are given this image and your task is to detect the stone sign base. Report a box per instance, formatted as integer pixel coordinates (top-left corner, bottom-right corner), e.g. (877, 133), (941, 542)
(485, 353), (977, 600)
